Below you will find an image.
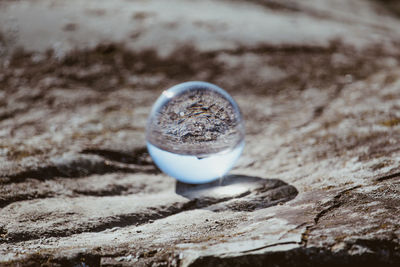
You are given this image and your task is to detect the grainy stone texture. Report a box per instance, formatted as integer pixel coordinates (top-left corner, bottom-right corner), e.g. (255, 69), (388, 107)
(0, 0), (399, 266)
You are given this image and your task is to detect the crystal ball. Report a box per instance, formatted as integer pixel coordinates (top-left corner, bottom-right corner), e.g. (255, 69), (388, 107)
(146, 81), (245, 184)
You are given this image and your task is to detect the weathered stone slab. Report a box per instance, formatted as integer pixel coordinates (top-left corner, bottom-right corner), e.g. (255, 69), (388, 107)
(0, 0), (399, 266)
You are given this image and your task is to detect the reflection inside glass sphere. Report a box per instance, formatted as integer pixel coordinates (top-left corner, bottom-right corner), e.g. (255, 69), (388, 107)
(146, 81), (245, 184)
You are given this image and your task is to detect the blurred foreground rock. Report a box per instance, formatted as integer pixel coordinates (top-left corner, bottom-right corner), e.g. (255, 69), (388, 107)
(0, 0), (399, 266)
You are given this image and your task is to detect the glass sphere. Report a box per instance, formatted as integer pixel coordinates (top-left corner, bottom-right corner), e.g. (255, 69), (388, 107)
(146, 81), (245, 184)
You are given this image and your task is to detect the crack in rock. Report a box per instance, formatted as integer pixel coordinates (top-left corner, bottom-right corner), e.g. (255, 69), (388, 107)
(239, 241), (299, 254)
(301, 185), (362, 247)
(376, 171), (400, 182)
(0, 153), (159, 185)
(80, 147), (153, 166)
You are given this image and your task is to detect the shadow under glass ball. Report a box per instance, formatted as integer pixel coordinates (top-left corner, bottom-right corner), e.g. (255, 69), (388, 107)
(146, 81), (245, 184)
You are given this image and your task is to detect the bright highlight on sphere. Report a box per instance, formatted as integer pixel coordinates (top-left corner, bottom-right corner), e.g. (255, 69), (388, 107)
(146, 81), (245, 184)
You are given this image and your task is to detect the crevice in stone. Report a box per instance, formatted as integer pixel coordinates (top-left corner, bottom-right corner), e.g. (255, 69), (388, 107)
(239, 241), (299, 254)
(221, 43), (339, 56)
(227, 0), (302, 13)
(279, 222), (308, 241)
(314, 185), (361, 225)
(376, 171), (400, 182)
(81, 147), (153, 166)
(300, 185), (362, 248)
(0, 192), (55, 209)
(72, 184), (131, 197)
(0, 157), (159, 185)
(0, 110), (19, 122)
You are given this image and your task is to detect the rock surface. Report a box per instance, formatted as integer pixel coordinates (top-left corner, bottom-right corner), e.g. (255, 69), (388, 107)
(0, 0), (399, 266)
